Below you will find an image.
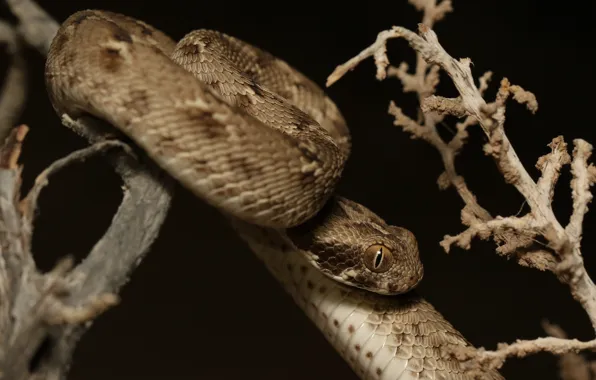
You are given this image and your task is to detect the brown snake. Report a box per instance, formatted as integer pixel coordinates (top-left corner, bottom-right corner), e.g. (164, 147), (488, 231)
(44, 9), (504, 380)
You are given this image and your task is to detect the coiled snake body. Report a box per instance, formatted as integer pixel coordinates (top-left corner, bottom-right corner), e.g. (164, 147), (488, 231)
(45, 10), (504, 380)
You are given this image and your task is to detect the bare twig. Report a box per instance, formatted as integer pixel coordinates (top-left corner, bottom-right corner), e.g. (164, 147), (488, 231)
(381, 16), (492, 227)
(0, 122), (173, 380)
(326, 0), (596, 373)
(450, 336), (596, 374)
(0, 123), (27, 169)
(326, 28), (405, 86)
(0, 1), (175, 378)
(421, 95), (468, 117)
(567, 140), (596, 244)
(453, 322), (596, 379)
(543, 322), (594, 380)
(0, 20), (27, 142)
(0, 124), (28, 350)
(5, 0), (58, 55)
(20, 139), (132, 222)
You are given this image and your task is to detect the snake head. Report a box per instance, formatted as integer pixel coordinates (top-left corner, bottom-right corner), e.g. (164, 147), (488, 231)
(286, 197), (423, 295)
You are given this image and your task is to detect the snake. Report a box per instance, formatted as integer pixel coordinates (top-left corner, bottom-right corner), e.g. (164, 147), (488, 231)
(44, 9), (504, 380)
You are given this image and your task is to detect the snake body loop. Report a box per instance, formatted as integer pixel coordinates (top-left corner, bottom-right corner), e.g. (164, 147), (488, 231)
(46, 10), (347, 229)
(44, 9), (504, 380)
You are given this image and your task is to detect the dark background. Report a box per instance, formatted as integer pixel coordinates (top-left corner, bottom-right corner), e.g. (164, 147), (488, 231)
(2, 0), (596, 379)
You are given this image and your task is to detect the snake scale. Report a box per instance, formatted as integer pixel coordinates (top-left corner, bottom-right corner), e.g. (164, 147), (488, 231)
(44, 9), (504, 380)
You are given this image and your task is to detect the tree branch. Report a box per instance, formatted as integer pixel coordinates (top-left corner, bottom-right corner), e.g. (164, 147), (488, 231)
(0, 1), (175, 378)
(0, 20), (26, 142)
(326, 0), (596, 373)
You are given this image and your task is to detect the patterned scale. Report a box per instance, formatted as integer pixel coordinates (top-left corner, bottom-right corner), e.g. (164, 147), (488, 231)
(231, 218), (504, 380)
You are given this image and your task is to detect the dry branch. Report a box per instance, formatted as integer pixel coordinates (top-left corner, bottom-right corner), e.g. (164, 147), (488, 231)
(5, 0), (58, 55)
(3, 0), (593, 378)
(0, 20), (26, 142)
(0, 1), (174, 378)
(543, 322), (596, 380)
(327, 0), (596, 374)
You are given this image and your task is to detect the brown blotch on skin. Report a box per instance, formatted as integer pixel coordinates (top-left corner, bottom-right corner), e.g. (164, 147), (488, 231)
(286, 263), (293, 271)
(354, 344), (360, 351)
(376, 368), (382, 376)
(184, 109), (228, 141)
(102, 47), (123, 72)
(179, 43), (200, 56)
(306, 281), (314, 289)
(348, 325), (355, 334)
(244, 69), (260, 85)
(366, 352), (373, 359)
(113, 29), (133, 43)
(200, 37), (212, 49)
(188, 157), (211, 175)
(151, 44), (166, 56)
(248, 79), (265, 97)
(138, 24), (153, 36)
(104, 48), (120, 55)
(319, 286), (326, 294)
(297, 144), (322, 167)
(333, 319), (339, 327)
(299, 265), (307, 274)
(225, 154), (266, 181)
(294, 111), (318, 132)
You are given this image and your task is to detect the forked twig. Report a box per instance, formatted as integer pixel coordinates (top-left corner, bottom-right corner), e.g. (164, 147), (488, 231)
(327, 0), (596, 374)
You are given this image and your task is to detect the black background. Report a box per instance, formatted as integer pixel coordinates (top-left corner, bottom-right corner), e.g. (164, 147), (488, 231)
(2, 0), (596, 379)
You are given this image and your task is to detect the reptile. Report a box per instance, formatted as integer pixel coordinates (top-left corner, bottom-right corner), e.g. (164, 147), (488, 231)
(44, 9), (504, 380)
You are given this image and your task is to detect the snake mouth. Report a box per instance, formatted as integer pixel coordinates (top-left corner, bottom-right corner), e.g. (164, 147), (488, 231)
(333, 276), (424, 297)
(327, 264), (424, 296)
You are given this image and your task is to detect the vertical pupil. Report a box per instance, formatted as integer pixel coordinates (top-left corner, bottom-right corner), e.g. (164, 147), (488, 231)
(374, 248), (383, 268)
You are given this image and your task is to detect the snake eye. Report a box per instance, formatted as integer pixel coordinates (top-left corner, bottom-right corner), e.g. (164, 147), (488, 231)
(363, 244), (394, 273)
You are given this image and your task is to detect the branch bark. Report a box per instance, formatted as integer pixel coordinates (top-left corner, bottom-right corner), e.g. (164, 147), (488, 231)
(326, 0), (596, 374)
(0, 20), (26, 142)
(0, 1), (175, 378)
